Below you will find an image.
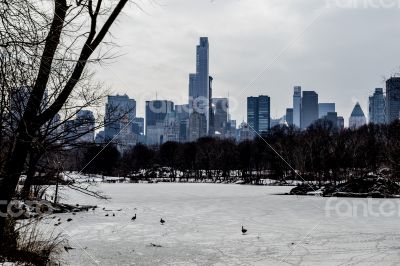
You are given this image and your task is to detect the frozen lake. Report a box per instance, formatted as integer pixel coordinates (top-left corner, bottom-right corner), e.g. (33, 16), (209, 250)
(44, 183), (400, 265)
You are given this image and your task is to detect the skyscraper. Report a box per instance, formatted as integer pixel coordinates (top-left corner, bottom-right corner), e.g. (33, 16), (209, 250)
(75, 110), (95, 143)
(337, 116), (345, 130)
(349, 102), (366, 129)
(188, 37), (210, 140)
(238, 122), (254, 142)
(301, 91), (318, 129)
(188, 111), (207, 142)
(132, 117), (144, 135)
(212, 98), (229, 136)
(9, 86), (49, 131)
(208, 76), (214, 135)
(258, 96), (271, 133)
(369, 88), (386, 124)
(318, 103), (335, 118)
(325, 112), (338, 130)
(175, 104), (190, 142)
(104, 94), (136, 140)
(293, 86), (302, 128)
(145, 100), (174, 145)
(247, 97), (258, 132)
(247, 95), (271, 134)
(189, 38), (210, 128)
(188, 73), (196, 113)
(386, 77), (400, 124)
(285, 108), (293, 126)
(163, 111), (180, 143)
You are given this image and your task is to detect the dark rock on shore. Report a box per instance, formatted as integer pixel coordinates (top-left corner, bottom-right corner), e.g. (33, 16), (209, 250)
(289, 183), (319, 195)
(290, 176), (400, 198)
(323, 177), (400, 198)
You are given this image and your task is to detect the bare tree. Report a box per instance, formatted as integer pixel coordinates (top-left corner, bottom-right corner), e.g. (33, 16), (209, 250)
(0, 0), (129, 249)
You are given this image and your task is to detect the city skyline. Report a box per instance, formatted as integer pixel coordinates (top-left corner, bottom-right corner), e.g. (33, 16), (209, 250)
(92, 34), (399, 131)
(90, 0), (400, 126)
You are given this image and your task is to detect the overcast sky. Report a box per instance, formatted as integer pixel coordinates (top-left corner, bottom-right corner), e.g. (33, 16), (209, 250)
(93, 0), (400, 125)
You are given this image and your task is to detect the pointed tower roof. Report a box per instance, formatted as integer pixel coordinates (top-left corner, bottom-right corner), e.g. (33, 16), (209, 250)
(350, 102), (365, 117)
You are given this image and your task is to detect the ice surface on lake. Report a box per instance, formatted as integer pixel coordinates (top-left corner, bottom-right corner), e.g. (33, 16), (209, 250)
(43, 184), (400, 265)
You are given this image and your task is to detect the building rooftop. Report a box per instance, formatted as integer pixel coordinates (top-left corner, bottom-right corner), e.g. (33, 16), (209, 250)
(350, 102), (365, 117)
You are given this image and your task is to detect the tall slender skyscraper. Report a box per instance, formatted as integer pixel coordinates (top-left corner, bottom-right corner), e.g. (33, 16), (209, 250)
(301, 91), (318, 129)
(293, 86), (301, 128)
(188, 37), (210, 140)
(369, 88), (386, 124)
(386, 77), (400, 124)
(208, 76), (214, 135)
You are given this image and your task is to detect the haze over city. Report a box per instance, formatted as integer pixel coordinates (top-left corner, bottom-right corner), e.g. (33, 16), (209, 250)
(94, 0), (400, 124)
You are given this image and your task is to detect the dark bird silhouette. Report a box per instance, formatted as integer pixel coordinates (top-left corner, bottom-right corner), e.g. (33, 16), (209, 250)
(241, 226), (247, 234)
(64, 246), (74, 252)
(112, 213), (115, 217)
(67, 218), (73, 222)
(131, 214), (136, 221)
(105, 214), (109, 217)
(102, 207), (106, 210)
(72, 213), (76, 216)
(160, 218), (165, 225)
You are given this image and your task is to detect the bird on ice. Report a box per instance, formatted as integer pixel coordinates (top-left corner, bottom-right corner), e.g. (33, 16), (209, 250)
(64, 246), (74, 252)
(241, 226), (247, 235)
(131, 214), (136, 221)
(160, 218), (165, 225)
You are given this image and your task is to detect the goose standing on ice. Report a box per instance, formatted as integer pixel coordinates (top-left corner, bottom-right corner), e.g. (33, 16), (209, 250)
(241, 226), (247, 235)
(131, 214), (136, 221)
(160, 218), (165, 225)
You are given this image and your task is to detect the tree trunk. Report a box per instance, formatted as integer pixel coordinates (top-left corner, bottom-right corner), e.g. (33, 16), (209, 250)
(21, 153), (42, 199)
(0, 129), (32, 246)
(0, 0), (68, 246)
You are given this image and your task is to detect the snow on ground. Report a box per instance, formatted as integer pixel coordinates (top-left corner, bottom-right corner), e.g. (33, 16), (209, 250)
(39, 183), (400, 265)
